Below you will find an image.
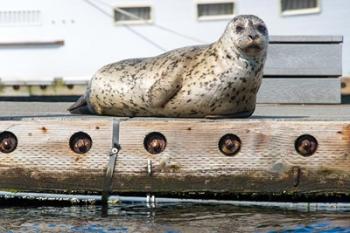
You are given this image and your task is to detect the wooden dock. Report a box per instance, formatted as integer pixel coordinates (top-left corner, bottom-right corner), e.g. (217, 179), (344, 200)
(0, 35), (347, 201)
(0, 102), (349, 201)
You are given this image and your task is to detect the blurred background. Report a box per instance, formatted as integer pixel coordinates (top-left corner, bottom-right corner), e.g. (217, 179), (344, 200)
(0, 0), (349, 97)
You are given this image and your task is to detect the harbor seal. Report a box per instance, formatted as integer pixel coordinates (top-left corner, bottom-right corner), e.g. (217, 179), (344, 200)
(68, 15), (269, 118)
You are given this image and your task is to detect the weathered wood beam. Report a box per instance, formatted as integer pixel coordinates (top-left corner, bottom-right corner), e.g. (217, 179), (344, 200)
(0, 117), (349, 196)
(0, 119), (113, 192)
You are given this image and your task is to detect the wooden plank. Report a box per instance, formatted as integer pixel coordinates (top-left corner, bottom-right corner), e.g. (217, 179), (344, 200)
(2, 102), (350, 120)
(0, 119), (113, 192)
(0, 117), (349, 195)
(257, 78), (341, 104)
(265, 43), (342, 76)
(253, 104), (350, 121)
(0, 102), (73, 118)
(113, 119), (350, 193)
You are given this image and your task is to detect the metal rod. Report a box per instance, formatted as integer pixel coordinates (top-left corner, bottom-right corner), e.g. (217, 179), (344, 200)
(1, 191), (350, 211)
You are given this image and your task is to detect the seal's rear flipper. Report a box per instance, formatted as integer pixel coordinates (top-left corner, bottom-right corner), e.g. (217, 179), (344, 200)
(68, 96), (92, 114)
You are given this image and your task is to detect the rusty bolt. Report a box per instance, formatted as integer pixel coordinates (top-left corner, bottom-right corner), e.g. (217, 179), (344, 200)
(144, 132), (167, 154)
(292, 166), (301, 187)
(0, 131), (18, 153)
(67, 84), (74, 90)
(12, 85), (20, 90)
(341, 82), (346, 89)
(69, 132), (92, 154)
(219, 134), (241, 156)
(295, 134), (318, 157)
(39, 85), (47, 90)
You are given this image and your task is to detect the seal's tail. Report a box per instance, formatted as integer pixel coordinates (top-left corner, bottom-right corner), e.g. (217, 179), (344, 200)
(68, 96), (92, 114)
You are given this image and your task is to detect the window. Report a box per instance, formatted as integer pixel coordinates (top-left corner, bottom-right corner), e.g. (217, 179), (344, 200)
(114, 6), (152, 24)
(0, 10), (41, 26)
(196, 1), (235, 21)
(281, 0), (320, 16)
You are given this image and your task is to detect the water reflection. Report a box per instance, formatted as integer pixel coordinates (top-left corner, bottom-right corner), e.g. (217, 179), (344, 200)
(0, 204), (349, 233)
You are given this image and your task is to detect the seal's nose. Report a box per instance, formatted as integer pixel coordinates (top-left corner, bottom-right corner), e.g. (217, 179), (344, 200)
(249, 34), (259, 40)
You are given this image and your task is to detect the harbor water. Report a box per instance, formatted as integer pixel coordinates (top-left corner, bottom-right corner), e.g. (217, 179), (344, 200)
(1, 203), (350, 233)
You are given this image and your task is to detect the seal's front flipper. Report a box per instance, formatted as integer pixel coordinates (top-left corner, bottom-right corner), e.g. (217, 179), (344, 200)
(68, 96), (92, 114)
(148, 74), (182, 108)
(205, 110), (254, 119)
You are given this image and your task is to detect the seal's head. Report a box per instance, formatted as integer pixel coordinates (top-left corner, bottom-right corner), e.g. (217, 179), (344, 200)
(224, 15), (269, 57)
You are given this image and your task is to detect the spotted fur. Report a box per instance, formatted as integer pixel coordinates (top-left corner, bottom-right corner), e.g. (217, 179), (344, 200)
(69, 15), (269, 117)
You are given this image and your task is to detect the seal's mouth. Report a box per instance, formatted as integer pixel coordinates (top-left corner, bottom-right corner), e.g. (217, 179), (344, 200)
(243, 43), (263, 53)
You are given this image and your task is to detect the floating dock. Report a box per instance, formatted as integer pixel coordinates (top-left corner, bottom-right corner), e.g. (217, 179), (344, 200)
(0, 35), (348, 203)
(0, 102), (349, 202)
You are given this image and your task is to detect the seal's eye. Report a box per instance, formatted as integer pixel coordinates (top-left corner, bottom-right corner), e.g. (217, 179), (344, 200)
(257, 24), (267, 34)
(236, 25), (244, 33)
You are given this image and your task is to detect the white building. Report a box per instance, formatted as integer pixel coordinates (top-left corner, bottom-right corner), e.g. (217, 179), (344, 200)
(0, 0), (349, 82)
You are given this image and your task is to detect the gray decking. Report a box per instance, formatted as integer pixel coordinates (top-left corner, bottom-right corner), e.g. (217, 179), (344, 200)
(1, 101), (350, 120)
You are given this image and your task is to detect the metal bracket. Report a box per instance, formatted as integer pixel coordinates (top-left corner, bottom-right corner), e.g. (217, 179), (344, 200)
(147, 159), (152, 176)
(101, 120), (121, 205)
(292, 166), (301, 187)
(146, 194), (156, 208)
